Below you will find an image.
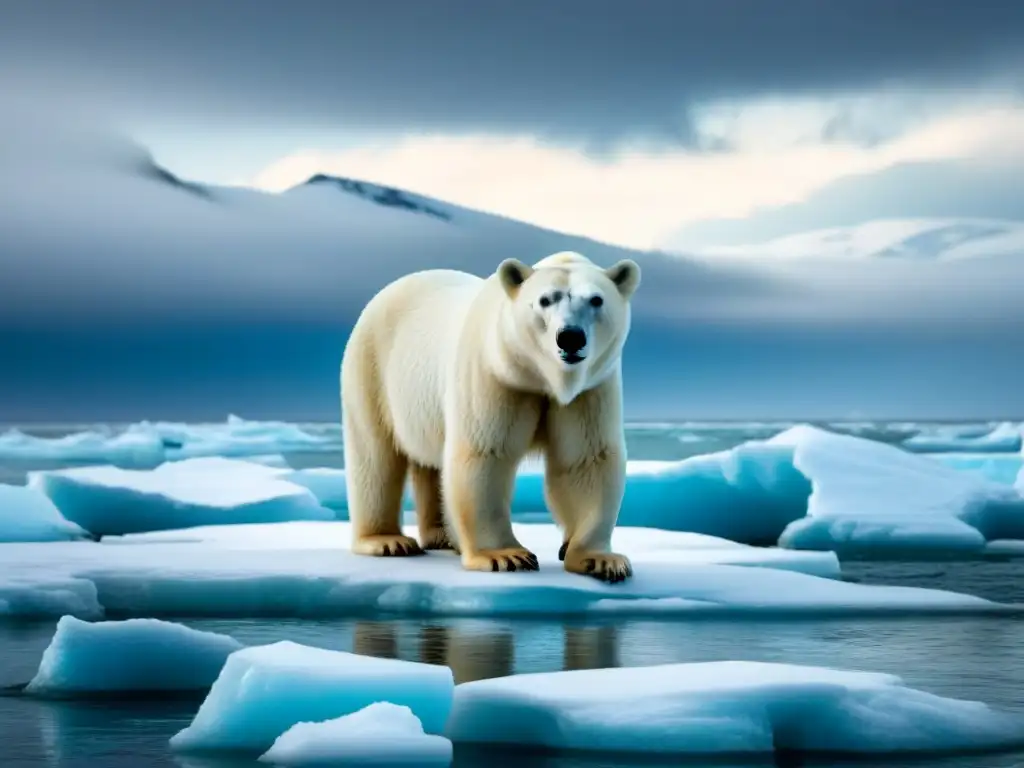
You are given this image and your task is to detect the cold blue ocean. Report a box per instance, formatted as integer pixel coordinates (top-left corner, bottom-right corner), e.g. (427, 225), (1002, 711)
(2, 418), (1024, 768)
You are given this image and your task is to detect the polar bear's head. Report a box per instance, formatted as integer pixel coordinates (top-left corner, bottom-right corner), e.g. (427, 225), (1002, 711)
(493, 251), (641, 404)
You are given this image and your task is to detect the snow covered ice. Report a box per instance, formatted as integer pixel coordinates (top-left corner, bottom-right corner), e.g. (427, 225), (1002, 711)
(770, 426), (1024, 556)
(0, 521), (1012, 622)
(446, 660), (1024, 755)
(25, 616), (242, 696)
(29, 457), (334, 536)
(902, 421), (1023, 454)
(170, 641), (454, 753)
(0, 483), (88, 542)
(259, 702), (453, 767)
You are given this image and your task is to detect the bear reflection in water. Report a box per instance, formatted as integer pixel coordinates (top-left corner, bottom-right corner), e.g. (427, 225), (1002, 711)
(351, 620), (620, 684)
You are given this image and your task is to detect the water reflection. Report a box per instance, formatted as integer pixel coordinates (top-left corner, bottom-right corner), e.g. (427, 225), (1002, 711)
(352, 619), (620, 684)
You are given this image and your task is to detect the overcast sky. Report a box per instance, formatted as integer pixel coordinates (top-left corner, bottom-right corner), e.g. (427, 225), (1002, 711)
(1, 1), (1023, 421)
(2, 0), (1023, 247)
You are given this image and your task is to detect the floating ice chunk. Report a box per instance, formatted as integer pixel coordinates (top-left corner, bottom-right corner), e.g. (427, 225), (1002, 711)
(447, 661), (1024, 755)
(770, 426), (1024, 556)
(159, 415), (339, 459)
(28, 457), (333, 536)
(259, 702), (453, 767)
(932, 453), (1024, 485)
(0, 483), (88, 542)
(518, 453), (808, 542)
(0, 522), (1004, 621)
(24, 616), (242, 696)
(170, 641), (454, 753)
(279, 468), (348, 509)
(0, 576), (102, 620)
(984, 539), (1024, 557)
(0, 416), (339, 466)
(0, 424), (166, 466)
(903, 422), (1022, 454)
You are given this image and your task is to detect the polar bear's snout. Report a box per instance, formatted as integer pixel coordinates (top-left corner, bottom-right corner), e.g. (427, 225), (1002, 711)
(555, 325), (587, 363)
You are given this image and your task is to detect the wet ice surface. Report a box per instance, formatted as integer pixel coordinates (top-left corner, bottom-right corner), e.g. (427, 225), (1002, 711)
(4, 558), (1024, 768)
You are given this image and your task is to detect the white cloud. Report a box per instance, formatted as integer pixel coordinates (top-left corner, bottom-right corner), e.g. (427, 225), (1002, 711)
(251, 94), (1024, 250)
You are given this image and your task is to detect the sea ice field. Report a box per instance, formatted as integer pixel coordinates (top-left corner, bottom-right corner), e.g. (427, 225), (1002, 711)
(2, 417), (1024, 768)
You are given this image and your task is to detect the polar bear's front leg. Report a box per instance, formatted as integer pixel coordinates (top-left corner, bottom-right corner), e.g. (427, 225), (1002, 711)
(444, 445), (539, 573)
(545, 449), (632, 583)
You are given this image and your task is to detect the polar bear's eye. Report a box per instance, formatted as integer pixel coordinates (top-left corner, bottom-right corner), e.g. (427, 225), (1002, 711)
(589, 295), (604, 308)
(538, 296), (552, 308)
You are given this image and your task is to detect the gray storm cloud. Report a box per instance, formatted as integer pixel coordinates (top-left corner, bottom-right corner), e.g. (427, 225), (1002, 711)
(1, 0), (1022, 146)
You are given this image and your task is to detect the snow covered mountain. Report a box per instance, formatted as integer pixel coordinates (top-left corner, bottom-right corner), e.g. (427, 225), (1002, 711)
(692, 218), (1024, 263)
(1, 115), (1022, 333)
(0, 123), (768, 330)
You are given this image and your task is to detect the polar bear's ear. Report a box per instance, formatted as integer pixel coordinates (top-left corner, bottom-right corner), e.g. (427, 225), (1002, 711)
(605, 259), (641, 299)
(498, 258), (534, 298)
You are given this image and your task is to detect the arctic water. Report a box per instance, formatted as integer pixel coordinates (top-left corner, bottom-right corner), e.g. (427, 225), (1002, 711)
(2, 419), (1024, 768)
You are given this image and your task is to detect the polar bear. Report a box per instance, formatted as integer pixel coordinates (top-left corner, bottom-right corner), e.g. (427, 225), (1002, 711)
(340, 250), (640, 582)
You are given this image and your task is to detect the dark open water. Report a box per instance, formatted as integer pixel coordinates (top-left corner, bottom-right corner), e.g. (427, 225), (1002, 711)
(2, 422), (1023, 767)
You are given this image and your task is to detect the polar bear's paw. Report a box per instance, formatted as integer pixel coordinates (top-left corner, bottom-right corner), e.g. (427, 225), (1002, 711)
(564, 550), (632, 584)
(462, 547), (539, 573)
(353, 534), (426, 557)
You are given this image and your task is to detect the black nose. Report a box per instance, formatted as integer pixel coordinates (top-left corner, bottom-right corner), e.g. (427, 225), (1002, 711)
(556, 326), (587, 354)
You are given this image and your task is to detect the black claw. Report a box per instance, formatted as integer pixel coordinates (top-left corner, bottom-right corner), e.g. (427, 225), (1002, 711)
(558, 541), (569, 561)
(505, 557), (517, 572)
(583, 558), (596, 573)
(490, 558), (499, 572)
(382, 544), (392, 556)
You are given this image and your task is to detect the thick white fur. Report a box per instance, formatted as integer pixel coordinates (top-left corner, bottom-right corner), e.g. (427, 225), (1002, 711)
(340, 250), (641, 581)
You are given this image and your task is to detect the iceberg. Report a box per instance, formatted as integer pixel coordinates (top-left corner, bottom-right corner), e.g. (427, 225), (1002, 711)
(932, 453), (1024, 486)
(278, 467), (348, 509)
(29, 457), (333, 536)
(770, 426), (1024, 556)
(0, 522), (1010, 621)
(157, 415), (340, 459)
(170, 641), (454, 753)
(25, 616), (242, 697)
(0, 483), (88, 542)
(0, 415), (339, 466)
(0, 575), (101, 621)
(0, 424), (166, 467)
(258, 702), (453, 767)
(903, 422), (1023, 454)
(446, 660), (1024, 755)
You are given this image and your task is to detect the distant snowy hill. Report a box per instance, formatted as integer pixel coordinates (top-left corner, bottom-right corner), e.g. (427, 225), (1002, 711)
(0, 122), (769, 329)
(301, 174), (452, 221)
(692, 218), (1024, 263)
